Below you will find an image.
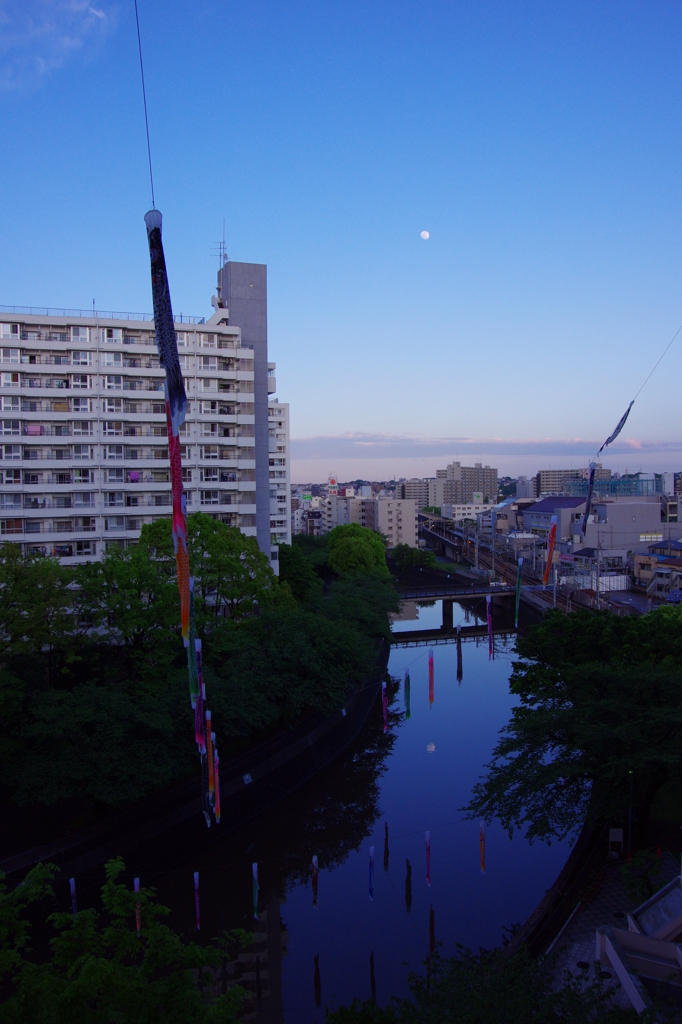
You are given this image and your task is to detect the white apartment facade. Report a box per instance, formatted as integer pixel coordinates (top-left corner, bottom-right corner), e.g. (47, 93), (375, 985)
(376, 498), (418, 548)
(268, 396), (291, 550)
(0, 307), (279, 564)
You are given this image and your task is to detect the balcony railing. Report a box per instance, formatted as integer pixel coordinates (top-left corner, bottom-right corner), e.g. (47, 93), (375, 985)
(0, 305), (205, 324)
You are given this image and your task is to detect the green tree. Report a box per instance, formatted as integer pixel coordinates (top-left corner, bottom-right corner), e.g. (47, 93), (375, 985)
(0, 858), (248, 1023)
(278, 542), (323, 602)
(464, 608), (682, 842)
(327, 524), (389, 576)
(390, 545), (436, 572)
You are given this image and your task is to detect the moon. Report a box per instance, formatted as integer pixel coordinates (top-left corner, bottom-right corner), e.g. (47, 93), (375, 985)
(427, 742), (435, 753)
(420, 230), (430, 240)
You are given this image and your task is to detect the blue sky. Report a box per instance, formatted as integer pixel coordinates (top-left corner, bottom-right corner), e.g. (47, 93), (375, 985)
(2, 1), (681, 481)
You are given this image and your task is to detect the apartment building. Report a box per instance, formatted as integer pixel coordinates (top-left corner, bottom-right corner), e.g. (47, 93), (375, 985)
(0, 285), (280, 564)
(396, 478), (431, 507)
(534, 465), (610, 496)
(376, 498), (418, 548)
(268, 397), (291, 550)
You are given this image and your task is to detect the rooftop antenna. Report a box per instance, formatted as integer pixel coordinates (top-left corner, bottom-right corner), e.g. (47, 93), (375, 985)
(212, 219), (229, 302)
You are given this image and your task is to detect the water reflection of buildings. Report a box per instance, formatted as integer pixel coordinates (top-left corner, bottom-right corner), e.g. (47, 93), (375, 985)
(213, 896), (288, 1024)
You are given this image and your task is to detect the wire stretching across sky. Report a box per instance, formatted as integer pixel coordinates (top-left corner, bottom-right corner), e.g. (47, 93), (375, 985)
(133, 0), (156, 209)
(633, 321), (682, 401)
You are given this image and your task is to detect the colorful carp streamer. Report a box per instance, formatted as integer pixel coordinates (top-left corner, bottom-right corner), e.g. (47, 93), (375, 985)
(381, 681), (388, 734)
(456, 626), (463, 684)
(369, 846), (375, 901)
(213, 747), (221, 824)
(312, 855), (319, 908)
(580, 401), (634, 534)
(515, 557), (523, 629)
(404, 671), (411, 719)
(69, 877), (77, 919)
(486, 596), (493, 660)
(425, 831), (431, 887)
(479, 821), (486, 875)
(581, 463), (597, 539)
(252, 863), (259, 920)
(144, 210), (187, 436)
(428, 649), (434, 707)
(195, 647), (206, 753)
(194, 871), (200, 931)
(206, 711), (214, 797)
(134, 877), (141, 935)
(144, 209), (221, 829)
(543, 516), (557, 587)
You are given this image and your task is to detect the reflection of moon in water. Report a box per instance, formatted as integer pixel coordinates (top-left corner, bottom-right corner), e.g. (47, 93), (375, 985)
(427, 742), (435, 753)
(420, 230), (430, 240)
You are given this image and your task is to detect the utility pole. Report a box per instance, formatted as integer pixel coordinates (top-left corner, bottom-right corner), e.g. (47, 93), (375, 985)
(596, 534), (601, 611)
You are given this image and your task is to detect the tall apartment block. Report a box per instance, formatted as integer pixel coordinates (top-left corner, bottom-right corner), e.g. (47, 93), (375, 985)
(268, 398), (291, 548)
(0, 261), (288, 568)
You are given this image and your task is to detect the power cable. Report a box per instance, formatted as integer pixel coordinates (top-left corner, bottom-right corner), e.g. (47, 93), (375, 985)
(133, 0), (155, 209)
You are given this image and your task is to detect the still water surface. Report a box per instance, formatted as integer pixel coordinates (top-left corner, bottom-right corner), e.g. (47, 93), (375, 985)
(138, 600), (571, 1019)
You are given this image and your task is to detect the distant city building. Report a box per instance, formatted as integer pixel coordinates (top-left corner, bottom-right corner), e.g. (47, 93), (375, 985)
(535, 465), (610, 497)
(375, 498), (418, 548)
(397, 478), (431, 507)
(516, 475), (538, 498)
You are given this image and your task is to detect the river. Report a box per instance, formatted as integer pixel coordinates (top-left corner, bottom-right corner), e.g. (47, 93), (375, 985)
(117, 597), (572, 1021)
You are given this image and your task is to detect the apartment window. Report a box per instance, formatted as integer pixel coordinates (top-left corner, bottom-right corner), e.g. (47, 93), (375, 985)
(201, 445), (218, 459)
(74, 469), (92, 484)
(71, 326), (89, 343)
(201, 424), (217, 436)
(199, 334), (216, 348)
(72, 351), (91, 366)
(104, 445), (123, 460)
(1, 397), (19, 412)
(72, 421), (93, 436)
(200, 490), (219, 505)
(200, 401), (217, 414)
(152, 471), (169, 483)
(1, 421), (19, 435)
(181, 467), (191, 482)
(72, 374), (91, 389)
(73, 493), (94, 508)
(176, 332), (189, 348)
(200, 378), (216, 392)
(2, 445), (20, 460)
(0, 518), (22, 534)
(104, 328), (122, 344)
(0, 492), (22, 509)
(179, 355), (193, 370)
(103, 421), (123, 436)
(0, 325), (19, 339)
(2, 373), (19, 387)
(76, 540), (96, 556)
(73, 445), (93, 460)
(4, 470), (21, 484)
(104, 375), (122, 390)
(105, 516), (125, 531)
(106, 492), (124, 507)
(106, 468), (124, 483)
(199, 355), (217, 370)
(2, 348), (19, 363)
(101, 351), (122, 368)
(200, 468), (218, 482)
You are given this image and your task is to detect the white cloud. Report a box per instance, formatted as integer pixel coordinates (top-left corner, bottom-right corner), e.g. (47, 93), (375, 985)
(0, 0), (116, 91)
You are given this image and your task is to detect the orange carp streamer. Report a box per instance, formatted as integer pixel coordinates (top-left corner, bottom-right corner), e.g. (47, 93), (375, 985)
(542, 517), (557, 587)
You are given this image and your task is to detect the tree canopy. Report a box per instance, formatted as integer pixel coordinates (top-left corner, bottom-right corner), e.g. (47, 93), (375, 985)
(464, 607), (682, 843)
(327, 524), (389, 576)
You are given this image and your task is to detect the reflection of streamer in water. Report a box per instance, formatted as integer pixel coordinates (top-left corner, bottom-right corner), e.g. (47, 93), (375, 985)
(429, 904), (435, 954)
(69, 877), (77, 919)
(370, 950), (377, 1004)
(134, 877), (141, 934)
(486, 596), (493, 660)
(456, 626), (463, 683)
(312, 855), (319, 908)
(404, 670), (411, 719)
(382, 680), (388, 734)
(428, 649), (434, 706)
(383, 822), (389, 872)
(405, 859), (412, 913)
(252, 863), (259, 920)
(480, 821), (486, 875)
(314, 954), (321, 1008)
(425, 830), (431, 887)
(193, 871), (200, 930)
(369, 845), (375, 901)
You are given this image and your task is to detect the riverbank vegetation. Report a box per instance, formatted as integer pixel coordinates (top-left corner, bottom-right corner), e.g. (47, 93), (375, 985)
(0, 857), (249, 1023)
(464, 607), (682, 844)
(0, 519), (397, 808)
(327, 946), (636, 1024)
